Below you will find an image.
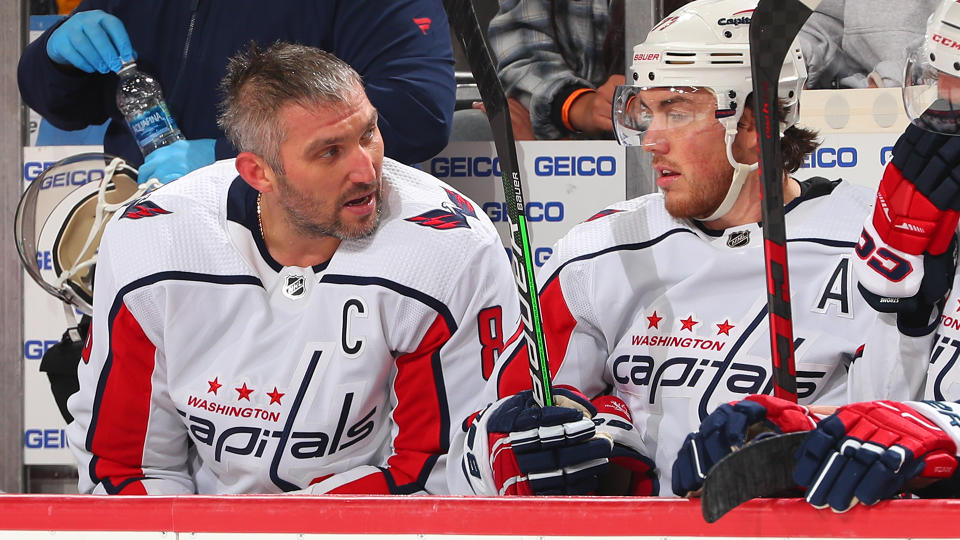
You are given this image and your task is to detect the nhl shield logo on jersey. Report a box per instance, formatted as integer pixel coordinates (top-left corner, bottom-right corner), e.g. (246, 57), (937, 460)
(726, 230), (750, 248)
(282, 274), (306, 299)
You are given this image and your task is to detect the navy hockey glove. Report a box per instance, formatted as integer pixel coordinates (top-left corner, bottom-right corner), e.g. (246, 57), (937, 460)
(462, 388), (655, 495)
(138, 139), (216, 184)
(854, 123), (960, 314)
(794, 400), (960, 512)
(46, 10), (135, 73)
(672, 394), (821, 496)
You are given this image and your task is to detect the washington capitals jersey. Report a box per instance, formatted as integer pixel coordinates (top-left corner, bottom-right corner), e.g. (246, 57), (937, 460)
(924, 257), (960, 401)
(449, 178), (929, 495)
(67, 157), (520, 495)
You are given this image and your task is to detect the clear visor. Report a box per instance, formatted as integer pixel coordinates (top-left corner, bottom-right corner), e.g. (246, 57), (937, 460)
(612, 85), (722, 147)
(903, 51), (960, 135)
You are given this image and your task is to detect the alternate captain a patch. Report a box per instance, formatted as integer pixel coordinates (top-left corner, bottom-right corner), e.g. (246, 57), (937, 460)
(405, 188), (476, 230)
(121, 200), (172, 220)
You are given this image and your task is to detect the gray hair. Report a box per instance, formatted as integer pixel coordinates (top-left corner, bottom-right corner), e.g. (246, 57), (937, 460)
(217, 41), (364, 174)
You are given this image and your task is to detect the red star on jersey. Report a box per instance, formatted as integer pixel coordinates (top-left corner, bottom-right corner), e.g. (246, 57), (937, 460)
(956, 298), (960, 312)
(207, 378), (222, 395)
(716, 320), (735, 336)
(235, 382), (254, 401)
(647, 311), (663, 329)
(267, 387), (285, 405)
(680, 316), (698, 331)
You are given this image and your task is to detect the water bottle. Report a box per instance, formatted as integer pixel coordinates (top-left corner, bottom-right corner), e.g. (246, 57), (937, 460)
(116, 61), (184, 156)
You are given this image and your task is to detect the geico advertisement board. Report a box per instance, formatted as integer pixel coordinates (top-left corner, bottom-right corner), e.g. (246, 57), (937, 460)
(423, 140), (627, 270)
(22, 145), (101, 466)
(793, 132), (898, 191)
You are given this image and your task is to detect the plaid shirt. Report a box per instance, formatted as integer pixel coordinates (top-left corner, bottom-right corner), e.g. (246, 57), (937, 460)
(489, 0), (614, 139)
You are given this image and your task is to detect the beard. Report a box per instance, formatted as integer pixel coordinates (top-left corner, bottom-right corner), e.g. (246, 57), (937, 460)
(275, 175), (383, 241)
(663, 164), (734, 220)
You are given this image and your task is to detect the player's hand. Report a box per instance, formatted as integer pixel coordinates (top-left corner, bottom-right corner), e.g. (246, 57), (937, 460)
(793, 400), (960, 512)
(567, 75), (624, 137)
(462, 387), (641, 495)
(138, 139), (216, 184)
(591, 395), (658, 495)
(672, 395), (821, 496)
(46, 10), (135, 73)
(854, 123), (960, 302)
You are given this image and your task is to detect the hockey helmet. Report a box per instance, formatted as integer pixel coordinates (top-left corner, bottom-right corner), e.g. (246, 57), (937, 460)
(612, 0), (808, 220)
(903, 0), (960, 135)
(15, 153), (145, 315)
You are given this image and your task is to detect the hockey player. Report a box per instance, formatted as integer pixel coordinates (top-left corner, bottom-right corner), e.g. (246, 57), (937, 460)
(780, 0), (960, 511)
(448, 0), (929, 497)
(66, 42), (521, 495)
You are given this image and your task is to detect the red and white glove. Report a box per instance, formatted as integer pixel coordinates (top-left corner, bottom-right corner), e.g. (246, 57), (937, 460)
(461, 388), (656, 495)
(854, 123), (960, 306)
(793, 400), (960, 512)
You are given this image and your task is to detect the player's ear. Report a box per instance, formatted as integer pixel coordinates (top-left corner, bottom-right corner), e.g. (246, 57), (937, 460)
(732, 106), (759, 164)
(236, 152), (275, 193)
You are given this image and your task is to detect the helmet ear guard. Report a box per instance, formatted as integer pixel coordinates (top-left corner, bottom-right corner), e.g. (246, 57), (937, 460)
(16, 153), (151, 315)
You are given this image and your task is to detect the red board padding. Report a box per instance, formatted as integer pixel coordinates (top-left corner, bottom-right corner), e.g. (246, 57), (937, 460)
(0, 495), (958, 537)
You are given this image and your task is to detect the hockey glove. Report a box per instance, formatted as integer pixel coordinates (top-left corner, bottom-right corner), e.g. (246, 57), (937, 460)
(138, 139), (216, 184)
(591, 395), (658, 495)
(462, 388), (656, 495)
(46, 10), (135, 74)
(671, 394), (821, 496)
(854, 123), (960, 305)
(793, 400), (960, 512)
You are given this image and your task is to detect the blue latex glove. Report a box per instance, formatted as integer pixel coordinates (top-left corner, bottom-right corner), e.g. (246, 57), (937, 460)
(46, 10), (135, 73)
(138, 139), (216, 184)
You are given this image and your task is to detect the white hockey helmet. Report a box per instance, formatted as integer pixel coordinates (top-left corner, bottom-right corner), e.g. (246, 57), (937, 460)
(15, 153), (148, 315)
(613, 0), (808, 220)
(903, 0), (960, 135)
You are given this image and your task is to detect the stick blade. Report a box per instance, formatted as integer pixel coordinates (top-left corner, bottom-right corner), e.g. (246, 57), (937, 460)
(700, 432), (807, 523)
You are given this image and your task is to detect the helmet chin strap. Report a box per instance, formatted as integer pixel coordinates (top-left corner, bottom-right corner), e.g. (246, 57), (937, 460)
(698, 130), (757, 222)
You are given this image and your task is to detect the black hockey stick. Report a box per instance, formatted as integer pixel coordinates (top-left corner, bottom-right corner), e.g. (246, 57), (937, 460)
(700, 431), (806, 522)
(443, 0), (554, 407)
(749, 0), (822, 403)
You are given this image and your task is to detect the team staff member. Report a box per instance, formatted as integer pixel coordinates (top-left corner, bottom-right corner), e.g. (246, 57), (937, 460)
(18, 0), (455, 182)
(448, 0), (929, 496)
(67, 42), (519, 495)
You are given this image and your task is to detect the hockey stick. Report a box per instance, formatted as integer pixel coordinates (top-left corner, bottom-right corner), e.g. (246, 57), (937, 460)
(749, 0), (822, 402)
(700, 431), (806, 522)
(442, 0), (554, 407)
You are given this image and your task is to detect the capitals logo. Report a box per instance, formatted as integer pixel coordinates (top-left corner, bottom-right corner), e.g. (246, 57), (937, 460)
(585, 208), (624, 222)
(121, 199), (171, 219)
(406, 188), (477, 230)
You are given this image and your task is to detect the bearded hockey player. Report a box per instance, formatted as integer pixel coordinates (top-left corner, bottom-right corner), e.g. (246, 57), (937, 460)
(448, 0), (929, 497)
(66, 42), (521, 495)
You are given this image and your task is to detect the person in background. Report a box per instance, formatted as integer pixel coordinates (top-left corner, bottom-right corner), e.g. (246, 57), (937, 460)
(798, 0), (939, 88)
(487, 0), (626, 140)
(18, 0), (456, 183)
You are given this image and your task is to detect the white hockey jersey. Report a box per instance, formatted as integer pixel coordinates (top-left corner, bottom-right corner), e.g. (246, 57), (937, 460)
(67, 158), (521, 495)
(924, 260), (960, 401)
(449, 178), (929, 495)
